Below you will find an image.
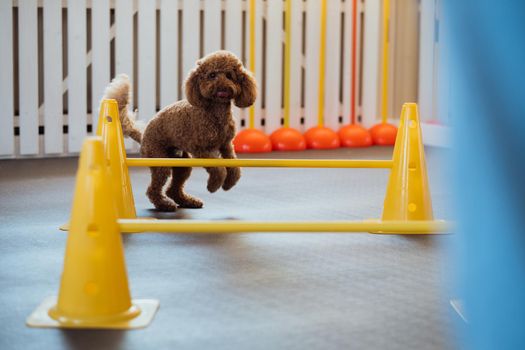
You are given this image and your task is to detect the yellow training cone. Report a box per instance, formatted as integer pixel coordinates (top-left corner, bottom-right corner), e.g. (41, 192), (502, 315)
(101, 100), (137, 218)
(27, 137), (158, 329)
(381, 103), (434, 222)
(58, 99), (136, 231)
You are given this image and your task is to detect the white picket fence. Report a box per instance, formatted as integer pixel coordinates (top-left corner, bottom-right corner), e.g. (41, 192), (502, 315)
(418, 0), (450, 147)
(1, 0), (447, 158)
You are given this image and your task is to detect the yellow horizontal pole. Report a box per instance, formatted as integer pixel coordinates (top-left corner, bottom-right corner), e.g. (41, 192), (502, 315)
(126, 158), (394, 169)
(118, 219), (451, 234)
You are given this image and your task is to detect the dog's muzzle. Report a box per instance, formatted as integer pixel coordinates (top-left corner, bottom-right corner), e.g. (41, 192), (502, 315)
(215, 89), (233, 99)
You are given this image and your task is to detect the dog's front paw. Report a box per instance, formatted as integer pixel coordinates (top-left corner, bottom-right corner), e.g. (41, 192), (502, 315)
(154, 201), (177, 212)
(207, 167), (227, 193)
(222, 167), (241, 191)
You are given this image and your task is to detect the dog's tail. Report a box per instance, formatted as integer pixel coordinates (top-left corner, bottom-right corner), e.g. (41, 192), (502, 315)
(102, 74), (143, 144)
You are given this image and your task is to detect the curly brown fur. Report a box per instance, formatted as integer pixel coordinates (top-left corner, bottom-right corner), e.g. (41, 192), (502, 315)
(105, 51), (256, 211)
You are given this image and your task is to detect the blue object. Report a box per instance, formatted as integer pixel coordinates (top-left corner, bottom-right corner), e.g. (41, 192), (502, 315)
(446, 1), (525, 349)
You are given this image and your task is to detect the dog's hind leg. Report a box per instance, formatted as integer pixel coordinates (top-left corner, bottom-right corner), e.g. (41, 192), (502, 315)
(142, 140), (177, 212)
(166, 152), (203, 208)
(146, 167), (177, 211)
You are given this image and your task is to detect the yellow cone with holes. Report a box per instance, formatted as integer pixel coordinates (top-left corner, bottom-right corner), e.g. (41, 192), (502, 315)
(49, 137), (140, 325)
(382, 103), (433, 221)
(101, 99), (137, 219)
(27, 138), (158, 329)
(58, 99), (135, 231)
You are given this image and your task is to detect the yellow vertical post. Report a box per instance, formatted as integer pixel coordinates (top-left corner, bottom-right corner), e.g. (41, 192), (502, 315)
(283, 0), (292, 128)
(369, 0), (397, 146)
(26, 138), (158, 329)
(381, 103), (434, 221)
(101, 99), (137, 219)
(380, 0), (391, 124)
(317, 0), (327, 127)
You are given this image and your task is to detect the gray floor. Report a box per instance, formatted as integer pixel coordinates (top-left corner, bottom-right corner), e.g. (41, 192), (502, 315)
(0, 147), (456, 350)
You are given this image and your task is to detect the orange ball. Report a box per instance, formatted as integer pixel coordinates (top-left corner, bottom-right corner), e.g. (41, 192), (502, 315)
(270, 127), (306, 151)
(338, 124), (373, 147)
(369, 123), (397, 146)
(304, 126), (341, 149)
(233, 128), (272, 153)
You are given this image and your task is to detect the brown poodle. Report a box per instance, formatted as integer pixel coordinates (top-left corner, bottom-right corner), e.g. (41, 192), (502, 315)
(103, 51), (257, 211)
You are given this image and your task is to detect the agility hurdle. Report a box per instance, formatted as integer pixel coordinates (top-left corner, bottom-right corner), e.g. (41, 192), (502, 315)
(99, 100), (447, 233)
(27, 101), (451, 330)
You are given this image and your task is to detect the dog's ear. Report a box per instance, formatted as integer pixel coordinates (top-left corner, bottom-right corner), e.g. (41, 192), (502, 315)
(234, 68), (257, 108)
(185, 66), (208, 108)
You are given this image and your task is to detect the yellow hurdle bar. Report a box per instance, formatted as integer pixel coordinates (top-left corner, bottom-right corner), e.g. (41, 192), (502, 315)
(118, 219), (451, 234)
(126, 158), (394, 169)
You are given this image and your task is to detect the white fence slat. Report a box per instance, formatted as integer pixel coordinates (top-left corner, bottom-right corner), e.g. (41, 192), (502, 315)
(182, 0), (200, 93)
(138, 0), (157, 121)
(355, 0), (364, 119)
(304, 0), (321, 129)
(115, 0), (134, 80)
(225, 0), (243, 59)
(203, 0), (221, 55)
(361, 0), (381, 127)
(264, 0), (283, 132)
(0, 0), (14, 155)
(91, 0), (110, 134)
(68, 0), (87, 153)
(288, 0), (303, 131)
(324, 0), (342, 130)
(115, 0), (135, 151)
(418, 0), (435, 122)
(436, 0), (449, 124)
(43, 0), (63, 154)
(160, 0), (179, 106)
(341, 0), (353, 125)
(18, 0), (39, 155)
(225, 0), (243, 130)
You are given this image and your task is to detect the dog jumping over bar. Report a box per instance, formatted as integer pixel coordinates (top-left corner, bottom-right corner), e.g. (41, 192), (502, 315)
(103, 51), (257, 211)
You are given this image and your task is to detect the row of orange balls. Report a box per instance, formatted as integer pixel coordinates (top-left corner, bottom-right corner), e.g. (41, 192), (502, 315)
(233, 122), (398, 153)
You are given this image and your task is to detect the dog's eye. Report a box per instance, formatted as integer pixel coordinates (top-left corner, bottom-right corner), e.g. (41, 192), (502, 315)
(226, 72), (233, 80)
(208, 72), (217, 80)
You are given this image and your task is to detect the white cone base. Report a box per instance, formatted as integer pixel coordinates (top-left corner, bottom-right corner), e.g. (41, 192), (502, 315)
(26, 296), (159, 329)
